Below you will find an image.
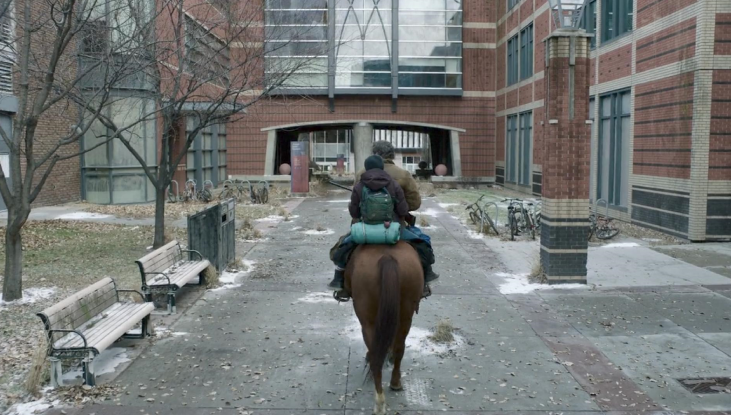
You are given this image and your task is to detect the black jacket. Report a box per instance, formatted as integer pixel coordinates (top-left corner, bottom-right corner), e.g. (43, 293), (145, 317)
(349, 169), (409, 222)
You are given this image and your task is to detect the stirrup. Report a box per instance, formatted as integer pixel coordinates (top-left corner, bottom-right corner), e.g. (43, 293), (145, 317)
(422, 284), (432, 299)
(333, 290), (351, 303)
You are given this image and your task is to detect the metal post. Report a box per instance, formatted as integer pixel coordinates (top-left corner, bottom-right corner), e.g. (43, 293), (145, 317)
(82, 352), (96, 387)
(49, 357), (63, 388)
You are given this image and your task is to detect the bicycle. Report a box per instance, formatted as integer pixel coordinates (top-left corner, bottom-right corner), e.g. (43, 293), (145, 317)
(181, 179), (197, 203)
(588, 199), (619, 240)
(465, 194), (499, 235)
(167, 180), (180, 204)
(524, 201), (540, 240)
(196, 180), (213, 203)
(502, 198), (534, 240)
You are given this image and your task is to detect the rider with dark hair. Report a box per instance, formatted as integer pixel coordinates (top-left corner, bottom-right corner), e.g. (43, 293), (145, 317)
(329, 140), (439, 295)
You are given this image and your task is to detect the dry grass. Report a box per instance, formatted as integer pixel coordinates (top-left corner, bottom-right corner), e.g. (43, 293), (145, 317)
(24, 333), (49, 397)
(203, 264), (219, 289)
(416, 181), (437, 197)
(316, 223), (325, 232)
(418, 214), (430, 227)
(528, 255), (545, 283)
(80, 200), (217, 220)
(429, 319), (455, 344)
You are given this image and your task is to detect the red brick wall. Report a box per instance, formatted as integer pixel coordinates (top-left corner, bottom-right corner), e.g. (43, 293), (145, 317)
(710, 70), (731, 180)
(598, 44), (632, 84)
(637, 0), (698, 29)
(519, 84), (533, 105)
(716, 14), (731, 55)
(229, 96), (497, 177)
(636, 19), (696, 73)
(633, 73), (695, 179)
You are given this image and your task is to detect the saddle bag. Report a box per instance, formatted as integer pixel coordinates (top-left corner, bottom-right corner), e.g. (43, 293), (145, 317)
(350, 221), (401, 245)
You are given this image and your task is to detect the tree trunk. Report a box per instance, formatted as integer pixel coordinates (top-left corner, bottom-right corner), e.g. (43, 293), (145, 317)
(153, 184), (167, 248)
(2, 220), (24, 302)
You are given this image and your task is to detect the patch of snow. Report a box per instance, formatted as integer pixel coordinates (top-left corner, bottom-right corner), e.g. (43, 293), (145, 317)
(0, 287), (56, 307)
(57, 211), (111, 220)
(420, 225), (439, 230)
(297, 292), (336, 303)
(438, 203), (459, 208)
(642, 238), (662, 242)
(327, 199), (350, 203)
(496, 272), (586, 294)
(466, 230), (485, 240)
(7, 398), (61, 415)
(208, 284), (242, 292)
(343, 316), (464, 356)
(219, 270), (239, 285)
(600, 242), (640, 248)
(214, 260), (256, 289)
(290, 226), (303, 231)
(415, 208), (442, 218)
(304, 229), (335, 235)
(255, 215), (285, 222)
(154, 327), (189, 337)
(62, 348), (130, 382)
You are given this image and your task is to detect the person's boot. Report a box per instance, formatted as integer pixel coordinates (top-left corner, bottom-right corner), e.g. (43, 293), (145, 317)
(328, 268), (345, 290)
(424, 264), (439, 284)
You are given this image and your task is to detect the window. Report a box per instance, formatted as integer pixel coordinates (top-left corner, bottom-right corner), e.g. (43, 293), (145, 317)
(506, 34), (519, 85)
(185, 16), (230, 86)
(519, 24), (533, 80)
(508, 0), (520, 11)
(582, 0), (597, 48)
(401, 156), (422, 173)
(0, 1), (14, 93)
(81, 97), (157, 204)
(264, 0), (463, 92)
(598, 90), (631, 207)
(506, 112), (532, 185)
(186, 120), (228, 186)
(602, 0), (632, 43)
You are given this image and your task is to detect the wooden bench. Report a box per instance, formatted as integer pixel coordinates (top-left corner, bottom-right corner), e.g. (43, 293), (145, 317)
(136, 240), (210, 314)
(37, 277), (153, 387)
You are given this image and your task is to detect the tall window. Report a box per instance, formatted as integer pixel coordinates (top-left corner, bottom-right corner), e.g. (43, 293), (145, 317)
(598, 90), (631, 207)
(582, 0), (597, 48)
(602, 0), (632, 43)
(508, 0), (520, 11)
(82, 97), (157, 204)
(264, 0), (463, 93)
(520, 23), (533, 80)
(507, 34), (518, 86)
(0, 1), (14, 93)
(186, 120), (228, 186)
(312, 130), (351, 168)
(506, 112), (532, 186)
(185, 15), (230, 87)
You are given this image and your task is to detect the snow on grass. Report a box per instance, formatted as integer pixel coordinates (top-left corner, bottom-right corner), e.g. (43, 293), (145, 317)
(7, 398), (61, 415)
(0, 287), (56, 307)
(290, 226), (303, 231)
(255, 215), (285, 222)
(56, 211), (112, 220)
(438, 203), (459, 208)
(600, 242), (640, 249)
(304, 228), (335, 235)
(327, 199), (350, 203)
(496, 272), (586, 294)
(297, 292), (336, 304)
(61, 347), (130, 382)
(415, 208), (442, 217)
(466, 230), (485, 239)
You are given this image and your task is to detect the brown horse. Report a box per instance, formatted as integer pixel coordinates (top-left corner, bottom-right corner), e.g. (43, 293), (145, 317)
(344, 241), (424, 415)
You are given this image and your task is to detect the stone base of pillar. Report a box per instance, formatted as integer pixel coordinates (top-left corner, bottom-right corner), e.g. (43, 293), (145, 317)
(539, 198), (589, 284)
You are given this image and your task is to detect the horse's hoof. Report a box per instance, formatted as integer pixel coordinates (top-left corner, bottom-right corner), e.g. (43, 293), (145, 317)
(390, 383), (403, 391)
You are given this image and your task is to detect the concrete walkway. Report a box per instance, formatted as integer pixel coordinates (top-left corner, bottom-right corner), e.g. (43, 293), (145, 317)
(49, 196), (731, 415)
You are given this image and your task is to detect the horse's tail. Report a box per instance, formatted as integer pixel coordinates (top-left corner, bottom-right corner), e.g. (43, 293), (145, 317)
(370, 254), (400, 374)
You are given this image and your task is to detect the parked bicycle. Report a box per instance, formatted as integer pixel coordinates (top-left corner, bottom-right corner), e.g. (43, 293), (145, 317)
(502, 198), (537, 240)
(465, 194), (500, 235)
(588, 199), (619, 240)
(197, 180), (213, 203)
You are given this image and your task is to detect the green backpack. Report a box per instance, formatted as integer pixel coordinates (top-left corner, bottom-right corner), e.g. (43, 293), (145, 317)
(360, 186), (396, 224)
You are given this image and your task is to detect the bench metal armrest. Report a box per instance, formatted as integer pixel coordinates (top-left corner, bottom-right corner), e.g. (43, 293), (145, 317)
(181, 249), (204, 261)
(47, 329), (88, 350)
(144, 272), (171, 285)
(117, 289), (147, 302)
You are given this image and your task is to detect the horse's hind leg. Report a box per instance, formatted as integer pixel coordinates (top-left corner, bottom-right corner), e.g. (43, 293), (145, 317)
(372, 367), (386, 415)
(389, 316), (412, 391)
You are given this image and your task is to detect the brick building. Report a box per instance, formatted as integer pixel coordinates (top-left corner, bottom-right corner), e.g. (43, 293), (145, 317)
(3, 0), (729, 242)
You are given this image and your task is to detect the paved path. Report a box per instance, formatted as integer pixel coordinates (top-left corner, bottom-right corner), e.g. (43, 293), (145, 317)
(54, 196), (731, 414)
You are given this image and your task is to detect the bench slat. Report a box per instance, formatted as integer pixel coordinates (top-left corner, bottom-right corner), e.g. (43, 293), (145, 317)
(54, 302), (154, 352)
(147, 260), (210, 288)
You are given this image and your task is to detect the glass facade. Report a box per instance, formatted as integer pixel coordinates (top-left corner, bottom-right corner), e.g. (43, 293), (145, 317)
(82, 97), (157, 204)
(264, 0), (463, 93)
(186, 119), (228, 187)
(598, 90), (631, 207)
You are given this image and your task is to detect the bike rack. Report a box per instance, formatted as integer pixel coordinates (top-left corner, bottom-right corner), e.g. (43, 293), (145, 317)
(480, 201), (500, 233)
(595, 198), (609, 219)
(203, 180), (214, 190)
(257, 180), (269, 204)
(185, 179), (197, 201)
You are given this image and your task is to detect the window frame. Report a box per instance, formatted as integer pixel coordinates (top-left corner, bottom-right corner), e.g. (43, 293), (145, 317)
(601, 0), (633, 44)
(519, 23), (533, 81)
(506, 34), (519, 86)
(581, 0), (597, 48)
(597, 89), (631, 208)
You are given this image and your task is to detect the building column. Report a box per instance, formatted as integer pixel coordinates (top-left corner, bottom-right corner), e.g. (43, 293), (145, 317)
(353, 122), (373, 172)
(540, 30), (592, 284)
(449, 130), (462, 177)
(264, 130), (276, 175)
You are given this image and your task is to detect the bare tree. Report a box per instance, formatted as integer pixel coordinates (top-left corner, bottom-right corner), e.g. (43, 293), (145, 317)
(0, 0), (150, 301)
(80, 0), (327, 249)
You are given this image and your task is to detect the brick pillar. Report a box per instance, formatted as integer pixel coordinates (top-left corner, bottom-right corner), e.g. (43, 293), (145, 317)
(540, 30), (592, 284)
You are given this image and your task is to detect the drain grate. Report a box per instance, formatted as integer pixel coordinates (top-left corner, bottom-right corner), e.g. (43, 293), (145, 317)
(677, 377), (731, 394)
